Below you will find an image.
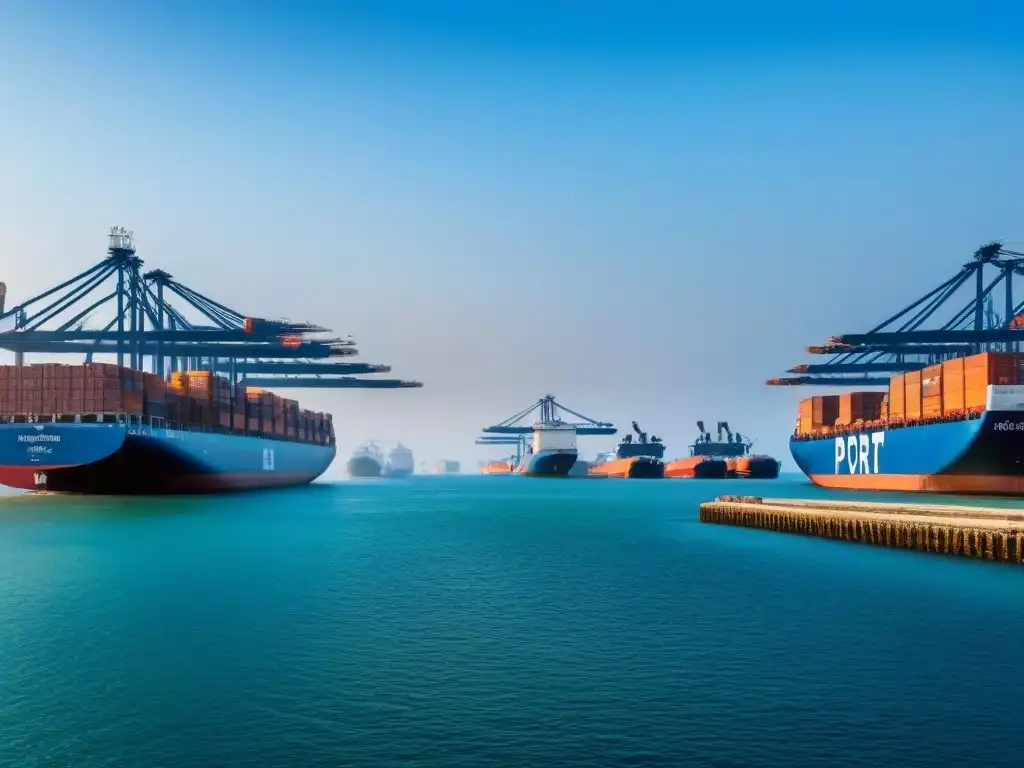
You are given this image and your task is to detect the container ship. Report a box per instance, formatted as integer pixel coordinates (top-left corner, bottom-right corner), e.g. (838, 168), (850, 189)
(347, 441), (384, 477)
(666, 421), (779, 479)
(0, 363), (336, 494)
(515, 420), (578, 476)
(383, 443), (414, 477)
(589, 421), (665, 478)
(790, 351), (1024, 494)
(434, 459), (461, 474)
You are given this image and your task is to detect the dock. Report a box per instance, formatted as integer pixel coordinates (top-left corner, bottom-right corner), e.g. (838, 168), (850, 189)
(699, 495), (1024, 564)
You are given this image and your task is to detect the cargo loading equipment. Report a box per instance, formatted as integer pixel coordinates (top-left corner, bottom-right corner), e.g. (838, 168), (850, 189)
(0, 227), (422, 390)
(767, 241), (1024, 388)
(481, 395), (616, 436)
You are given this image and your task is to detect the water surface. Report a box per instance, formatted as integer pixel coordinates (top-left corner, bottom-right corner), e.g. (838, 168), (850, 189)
(0, 475), (1021, 766)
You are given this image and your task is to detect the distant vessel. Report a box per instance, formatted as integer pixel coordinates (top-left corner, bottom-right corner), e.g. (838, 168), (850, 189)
(384, 443), (414, 477)
(666, 421), (779, 479)
(347, 442), (384, 477)
(434, 459), (461, 474)
(516, 420), (578, 476)
(589, 421), (665, 478)
(482, 459), (515, 474)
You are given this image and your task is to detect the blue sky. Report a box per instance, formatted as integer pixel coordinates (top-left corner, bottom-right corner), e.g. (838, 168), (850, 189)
(1, 1), (1022, 473)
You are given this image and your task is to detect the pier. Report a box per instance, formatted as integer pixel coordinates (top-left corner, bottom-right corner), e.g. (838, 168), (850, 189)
(699, 495), (1024, 564)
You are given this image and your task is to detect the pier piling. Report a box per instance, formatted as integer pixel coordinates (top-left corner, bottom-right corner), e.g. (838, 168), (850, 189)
(699, 496), (1024, 564)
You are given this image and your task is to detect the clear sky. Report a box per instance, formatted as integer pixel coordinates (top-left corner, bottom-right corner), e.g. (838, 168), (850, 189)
(1, 1), (1022, 475)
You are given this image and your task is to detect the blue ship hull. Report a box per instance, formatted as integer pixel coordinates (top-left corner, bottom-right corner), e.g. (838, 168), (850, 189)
(516, 448), (577, 477)
(0, 421), (336, 494)
(789, 410), (1024, 494)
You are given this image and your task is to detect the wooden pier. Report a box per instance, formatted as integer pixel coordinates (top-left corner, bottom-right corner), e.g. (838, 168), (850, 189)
(699, 495), (1024, 564)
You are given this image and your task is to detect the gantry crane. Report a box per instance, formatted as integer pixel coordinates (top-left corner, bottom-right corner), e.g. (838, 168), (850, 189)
(767, 241), (1024, 387)
(482, 395), (616, 435)
(0, 227), (422, 389)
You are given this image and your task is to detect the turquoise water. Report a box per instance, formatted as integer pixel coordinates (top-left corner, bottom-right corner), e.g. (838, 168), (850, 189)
(1, 474), (1022, 766)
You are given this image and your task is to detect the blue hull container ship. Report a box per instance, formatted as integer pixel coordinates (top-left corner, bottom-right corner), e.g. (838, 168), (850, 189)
(0, 364), (336, 494)
(790, 352), (1024, 495)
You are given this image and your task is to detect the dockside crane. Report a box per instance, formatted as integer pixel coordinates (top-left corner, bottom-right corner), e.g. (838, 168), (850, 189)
(481, 395), (616, 435)
(767, 241), (1024, 387)
(0, 227), (422, 389)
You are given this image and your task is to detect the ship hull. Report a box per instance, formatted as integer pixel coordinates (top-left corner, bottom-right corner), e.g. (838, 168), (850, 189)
(516, 449), (577, 477)
(790, 411), (1024, 494)
(728, 456), (781, 479)
(665, 457), (728, 479)
(347, 456), (382, 478)
(383, 467), (412, 478)
(0, 422), (335, 494)
(590, 456), (664, 479)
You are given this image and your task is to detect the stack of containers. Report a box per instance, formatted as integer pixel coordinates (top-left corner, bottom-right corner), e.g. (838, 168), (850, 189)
(904, 370), (923, 420)
(259, 392), (275, 436)
(20, 365), (42, 414)
(81, 363), (123, 413)
(888, 373), (906, 421)
(0, 366), (17, 415)
(212, 375), (232, 430)
(325, 414), (334, 445)
(231, 384), (247, 432)
(965, 352), (1020, 409)
(121, 368), (145, 414)
(282, 399), (299, 439)
(272, 395), (285, 436)
(835, 392), (886, 426)
(796, 395), (840, 435)
(143, 373), (168, 420)
(185, 371), (213, 427)
(920, 364), (943, 419)
(245, 387), (263, 433)
(941, 357), (965, 415)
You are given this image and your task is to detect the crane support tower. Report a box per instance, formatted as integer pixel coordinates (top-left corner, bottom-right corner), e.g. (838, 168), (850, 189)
(767, 241), (1024, 387)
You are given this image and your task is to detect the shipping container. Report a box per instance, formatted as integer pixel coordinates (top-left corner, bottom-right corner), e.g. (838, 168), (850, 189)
(888, 374), (906, 420)
(965, 352), (1020, 409)
(836, 391), (886, 426)
(904, 371), (922, 420)
(941, 358), (965, 414)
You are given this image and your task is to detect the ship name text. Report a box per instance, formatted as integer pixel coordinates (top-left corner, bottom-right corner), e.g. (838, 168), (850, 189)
(834, 432), (885, 475)
(17, 434), (60, 443)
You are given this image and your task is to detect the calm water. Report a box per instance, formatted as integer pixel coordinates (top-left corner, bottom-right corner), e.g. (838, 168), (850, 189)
(1, 474), (1022, 767)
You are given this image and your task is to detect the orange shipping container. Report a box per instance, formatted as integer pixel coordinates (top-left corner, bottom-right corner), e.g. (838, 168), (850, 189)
(965, 352), (1021, 409)
(921, 364), (942, 398)
(837, 391), (886, 426)
(904, 371), (922, 420)
(941, 358), (965, 413)
(888, 374), (906, 419)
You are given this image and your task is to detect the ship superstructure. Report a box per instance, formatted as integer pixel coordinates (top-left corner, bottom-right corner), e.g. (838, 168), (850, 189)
(666, 421), (779, 479)
(589, 421), (665, 478)
(384, 443), (414, 477)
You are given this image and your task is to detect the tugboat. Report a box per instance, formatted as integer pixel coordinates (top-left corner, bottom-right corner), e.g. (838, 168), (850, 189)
(346, 441), (385, 478)
(589, 421), (665, 478)
(666, 421), (779, 479)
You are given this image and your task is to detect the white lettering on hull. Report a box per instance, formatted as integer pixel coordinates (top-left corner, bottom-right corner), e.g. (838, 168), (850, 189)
(834, 432), (885, 474)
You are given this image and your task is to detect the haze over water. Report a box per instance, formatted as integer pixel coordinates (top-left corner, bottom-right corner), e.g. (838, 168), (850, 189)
(1, 476), (1022, 766)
